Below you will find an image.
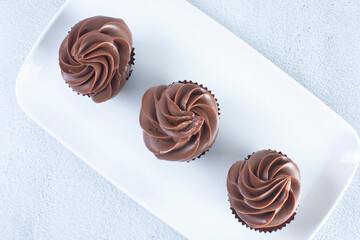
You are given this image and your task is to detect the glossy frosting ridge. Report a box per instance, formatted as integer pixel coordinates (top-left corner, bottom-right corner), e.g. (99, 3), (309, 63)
(139, 82), (220, 162)
(227, 150), (301, 229)
(59, 16), (133, 103)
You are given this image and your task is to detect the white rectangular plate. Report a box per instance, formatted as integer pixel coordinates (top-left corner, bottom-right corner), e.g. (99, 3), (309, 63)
(16, 0), (360, 239)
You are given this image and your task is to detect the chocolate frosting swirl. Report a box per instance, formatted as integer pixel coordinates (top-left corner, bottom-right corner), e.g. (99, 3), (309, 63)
(227, 150), (301, 229)
(59, 16), (133, 103)
(139, 82), (220, 162)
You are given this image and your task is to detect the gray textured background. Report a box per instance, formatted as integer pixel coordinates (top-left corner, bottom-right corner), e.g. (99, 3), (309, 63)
(1, 0), (360, 239)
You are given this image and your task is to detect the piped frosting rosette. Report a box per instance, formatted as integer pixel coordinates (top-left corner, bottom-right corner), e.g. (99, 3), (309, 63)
(227, 150), (302, 232)
(139, 81), (220, 162)
(59, 16), (134, 103)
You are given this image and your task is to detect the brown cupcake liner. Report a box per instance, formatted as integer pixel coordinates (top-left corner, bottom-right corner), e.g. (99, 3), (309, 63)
(174, 80), (220, 162)
(229, 149), (296, 232)
(186, 149), (209, 163)
(126, 47), (136, 80)
(230, 206), (296, 233)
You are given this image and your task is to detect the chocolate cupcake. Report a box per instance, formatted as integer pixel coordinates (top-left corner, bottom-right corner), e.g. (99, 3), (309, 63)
(226, 150), (302, 232)
(59, 16), (134, 103)
(139, 81), (220, 162)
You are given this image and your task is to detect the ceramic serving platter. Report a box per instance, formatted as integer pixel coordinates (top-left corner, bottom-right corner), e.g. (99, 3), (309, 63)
(16, 0), (360, 239)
